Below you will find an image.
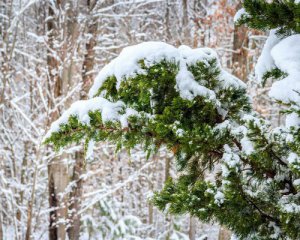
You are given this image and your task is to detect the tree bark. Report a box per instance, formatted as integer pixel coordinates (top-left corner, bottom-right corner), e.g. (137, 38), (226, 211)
(232, 2), (249, 81)
(67, 1), (98, 239)
(68, 151), (85, 240)
(189, 216), (196, 240)
(182, 0), (190, 45)
(48, 158), (69, 240)
(218, 226), (231, 240)
(47, 1), (69, 239)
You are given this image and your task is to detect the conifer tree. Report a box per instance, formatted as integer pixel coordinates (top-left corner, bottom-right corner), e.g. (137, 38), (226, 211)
(45, 1), (300, 238)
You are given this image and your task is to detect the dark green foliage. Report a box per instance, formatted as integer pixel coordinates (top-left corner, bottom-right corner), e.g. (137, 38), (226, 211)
(46, 56), (250, 167)
(153, 112), (300, 239)
(45, 3), (300, 237)
(261, 68), (287, 86)
(45, 49), (300, 238)
(237, 0), (300, 35)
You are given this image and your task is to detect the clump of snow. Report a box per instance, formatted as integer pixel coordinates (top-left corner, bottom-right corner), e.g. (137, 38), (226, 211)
(234, 8), (248, 23)
(175, 62), (216, 101)
(242, 114), (264, 126)
(280, 202), (300, 214)
(214, 191), (225, 206)
(221, 145), (240, 177)
(269, 34), (300, 103)
(89, 42), (245, 102)
(271, 35), (300, 73)
(232, 125), (254, 155)
(178, 45), (218, 65)
(119, 108), (139, 128)
(268, 221), (281, 239)
(285, 112), (300, 128)
(89, 42), (179, 97)
(205, 188), (214, 195)
(218, 70), (246, 89)
(230, 234), (239, 240)
(175, 129), (184, 137)
(293, 179), (300, 186)
(240, 137), (254, 155)
(255, 29), (280, 82)
(45, 97), (138, 139)
(285, 133), (294, 143)
(255, 31), (300, 108)
(213, 120), (232, 132)
(86, 139), (95, 159)
(288, 152), (300, 164)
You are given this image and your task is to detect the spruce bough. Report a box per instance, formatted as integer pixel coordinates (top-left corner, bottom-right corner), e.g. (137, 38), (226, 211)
(45, 1), (300, 238)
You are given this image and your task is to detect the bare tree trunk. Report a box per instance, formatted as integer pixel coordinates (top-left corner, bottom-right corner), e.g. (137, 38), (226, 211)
(67, 151), (85, 240)
(232, 2), (249, 81)
(48, 158), (69, 240)
(68, 1), (98, 239)
(182, 0), (190, 44)
(17, 141), (28, 223)
(189, 216), (196, 240)
(218, 226), (231, 240)
(165, 0), (172, 42)
(47, 1), (69, 239)
(25, 149), (40, 240)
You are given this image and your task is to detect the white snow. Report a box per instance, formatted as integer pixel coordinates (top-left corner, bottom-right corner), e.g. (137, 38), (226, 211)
(271, 35), (300, 74)
(234, 8), (247, 23)
(219, 70), (246, 89)
(89, 42), (245, 103)
(230, 234), (239, 240)
(287, 152), (300, 164)
(119, 108), (139, 128)
(86, 139), (95, 159)
(269, 34), (300, 103)
(242, 114), (263, 126)
(255, 29), (280, 82)
(175, 62), (216, 101)
(45, 97), (138, 139)
(268, 221), (281, 239)
(214, 191), (225, 206)
(221, 144), (240, 177)
(281, 202), (300, 213)
(175, 128), (184, 137)
(256, 32), (300, 105)
(89, 42), (179, 98)
(293, 179), (300, 186)
(213, 120), (232, 132)
(240, 137), (254, 155)
(285, 112), (300, 128)
(232, 125), (254, 155)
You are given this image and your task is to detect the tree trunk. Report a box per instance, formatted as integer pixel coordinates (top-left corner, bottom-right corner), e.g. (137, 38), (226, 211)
(48, 158), (69, 240)
(68, 151), (85, 240)
(47, 1), (69, 239)
(182, 0), (190, 45)
(165, 0), (172, 42)
(218, 226), (231, 240)
(67, 1), (98, 239)
(189, 216), (196, 240)
(232, 2), (249, 81)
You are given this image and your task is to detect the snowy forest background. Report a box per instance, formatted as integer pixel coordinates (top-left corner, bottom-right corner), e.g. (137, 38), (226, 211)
(0, 0), (281, 239)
